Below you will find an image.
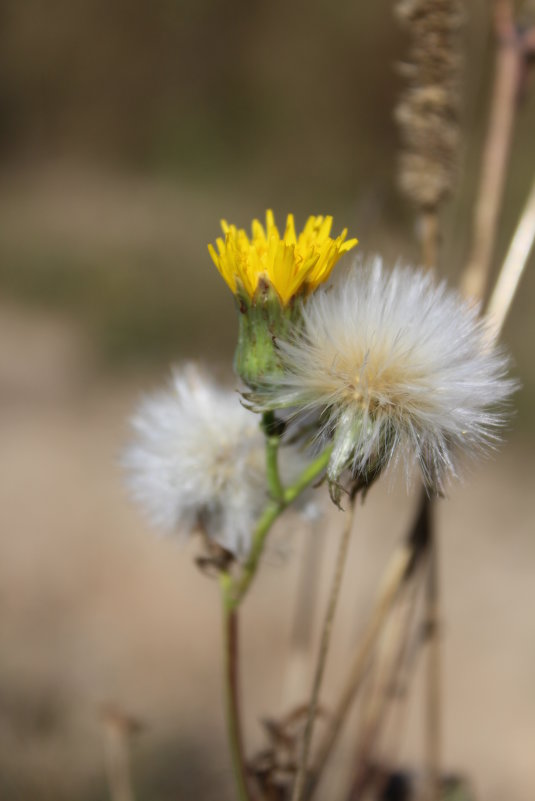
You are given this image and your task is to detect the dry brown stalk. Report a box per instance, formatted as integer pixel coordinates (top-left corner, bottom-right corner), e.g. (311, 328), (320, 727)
(395, 2), (454, 788)
(290, 497), (358, 801)
(423, 523), (441, 801)
(306, 491), (431, 800)
(282, 520), (326, 711)
(374, 580), (430, 800)
(421, 210), (440, 270)
(461, 0), (522, 300)
(348, 565), (424, 800)
(486, 173), (535, 336)
(100, 705), (143, 801)
(395, 2), (466, 776)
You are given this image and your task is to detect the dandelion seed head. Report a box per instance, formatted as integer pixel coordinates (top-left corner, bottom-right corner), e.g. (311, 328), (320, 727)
(256, 257), (517, 493)
(123, 365), (268, 558)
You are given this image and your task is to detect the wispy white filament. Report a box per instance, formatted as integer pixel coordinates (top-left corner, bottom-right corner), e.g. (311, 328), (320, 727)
(258, 257), (517, 492)
(123, 365), (269, 558)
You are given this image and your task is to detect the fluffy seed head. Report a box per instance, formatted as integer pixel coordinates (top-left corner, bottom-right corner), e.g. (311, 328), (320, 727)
(256, 257), (517, 493)
(123, 365), (269, 558)
(208, 210), (358, 305)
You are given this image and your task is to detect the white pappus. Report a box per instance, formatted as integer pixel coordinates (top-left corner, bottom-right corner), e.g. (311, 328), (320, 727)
(124, 365), (271, 559)
(255, 256), (518, 494)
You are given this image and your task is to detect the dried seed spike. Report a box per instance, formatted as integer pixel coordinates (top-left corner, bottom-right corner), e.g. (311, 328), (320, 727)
(395, 0), (464, 211)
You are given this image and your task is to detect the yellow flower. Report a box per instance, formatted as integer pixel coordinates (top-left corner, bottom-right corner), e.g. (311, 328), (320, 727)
(208, 210), (358, 305)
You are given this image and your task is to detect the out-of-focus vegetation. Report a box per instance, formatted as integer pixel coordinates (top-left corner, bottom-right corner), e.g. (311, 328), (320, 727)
(0, 2), (400, 181)
(0, 6), (534, 801)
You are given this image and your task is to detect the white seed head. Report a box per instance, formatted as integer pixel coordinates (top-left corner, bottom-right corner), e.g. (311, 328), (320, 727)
(258, 256), (517, 492)
(123, 365), (270, 558)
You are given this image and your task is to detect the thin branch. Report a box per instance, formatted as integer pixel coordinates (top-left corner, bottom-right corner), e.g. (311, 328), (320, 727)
(421, 210), (439, 270)
(290, 496), (358, 801)
(370, 578), (429, 801)
(282, 517), (326, 711)
(424, 519), (441, 801)
(417, 124), (442, 800)
(307, 490), (431, 800)
(348, 561), (424, 799)
(461, 0), (520, 300)
(486, 173), (535, 337)
(441, 0), (491, 282)
(101, 709), (138, 801)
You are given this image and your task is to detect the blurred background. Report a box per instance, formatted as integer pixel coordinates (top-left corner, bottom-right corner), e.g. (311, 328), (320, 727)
(0, 1), (533, 799)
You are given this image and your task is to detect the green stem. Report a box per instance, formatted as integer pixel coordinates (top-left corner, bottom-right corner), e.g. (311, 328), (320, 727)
(261, 411), (285, 501)
(283, 450), (331, 505)
(220, 573), (252, 801)
(219, 444), (332, 800)
(229, 446), (332, 609)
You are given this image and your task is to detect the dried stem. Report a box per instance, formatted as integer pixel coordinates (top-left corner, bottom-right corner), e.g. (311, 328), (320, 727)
(307, 547), (410, 799)
(371, 579), (429, 801)
(307, 491), (431, 800)
(221, 574), (253, 801)
(423, 527), (441, 801)
(421, 210), (439, 269)
(486, 173), (535, 336)
(290, 496), (358, 801)
(348, 567), (423, 799)
(377, 609), (426, 793)
(420, 218), (441, 801)
(461, 0), (520, 300)
(396, 0), (454, 781)
(415, 88), (441, 795)
(282, 518), (326, 710)
(101, 707), (141, 801)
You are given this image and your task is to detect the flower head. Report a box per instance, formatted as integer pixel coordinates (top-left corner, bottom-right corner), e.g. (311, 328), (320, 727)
(208, 210), (358, 306)
(123, 365), (268, 559)
(255, 257), (517, 495)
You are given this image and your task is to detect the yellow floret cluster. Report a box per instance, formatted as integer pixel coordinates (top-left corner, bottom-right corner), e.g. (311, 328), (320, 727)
(208, 210), (358, 305)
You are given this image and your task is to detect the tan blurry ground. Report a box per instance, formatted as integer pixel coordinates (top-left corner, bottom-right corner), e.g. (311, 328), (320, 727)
(0, 291), (533, 801)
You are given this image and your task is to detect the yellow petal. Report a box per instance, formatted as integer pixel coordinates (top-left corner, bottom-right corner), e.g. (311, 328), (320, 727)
(208, 211), (357, 304)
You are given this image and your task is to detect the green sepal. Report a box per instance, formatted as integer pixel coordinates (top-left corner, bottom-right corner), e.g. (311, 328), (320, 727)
(233, 277), (301, 389)
(326, 412), (393, 507)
